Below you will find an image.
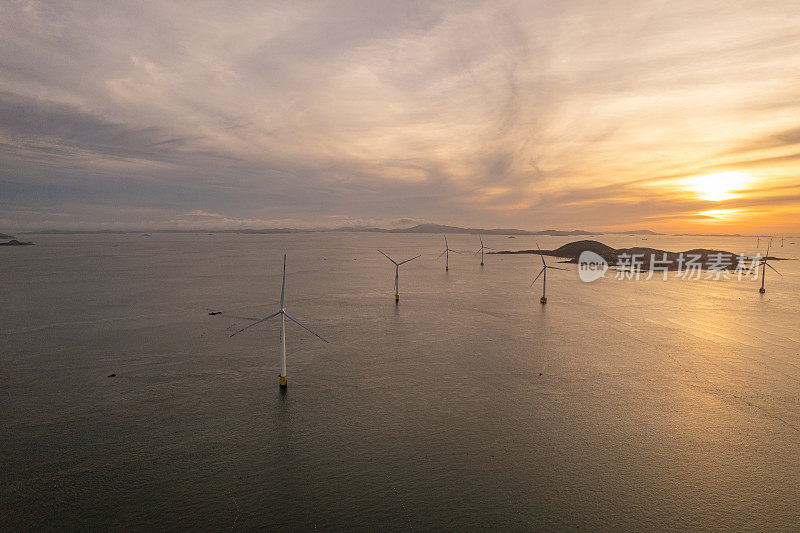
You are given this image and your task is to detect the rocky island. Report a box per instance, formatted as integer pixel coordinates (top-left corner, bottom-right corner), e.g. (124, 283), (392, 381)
(493, 240), (784, 270)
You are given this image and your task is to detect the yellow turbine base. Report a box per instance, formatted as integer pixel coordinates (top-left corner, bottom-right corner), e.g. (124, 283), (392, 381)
(540, 296), (547, 304)
(279, 375), (287, 388)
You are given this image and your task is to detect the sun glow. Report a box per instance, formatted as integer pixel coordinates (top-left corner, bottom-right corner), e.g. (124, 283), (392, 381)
(688, 171), (751, 201)
(699, 208), (745, 221)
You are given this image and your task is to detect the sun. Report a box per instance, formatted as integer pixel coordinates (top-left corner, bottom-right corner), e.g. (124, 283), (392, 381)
(688, 171), (751, 201)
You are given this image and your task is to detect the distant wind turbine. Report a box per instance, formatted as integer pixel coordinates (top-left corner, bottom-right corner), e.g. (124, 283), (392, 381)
(378, 250), (420, 302)
(531, 243), (568, 304)
(230, 255), (328, 388)
(475, 235), (487, 266)
(438, 235), (454, 271)
(759, 239), (782, 294)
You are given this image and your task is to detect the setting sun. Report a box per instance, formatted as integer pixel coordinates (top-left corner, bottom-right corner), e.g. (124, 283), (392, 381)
(687, 171), (752, 202)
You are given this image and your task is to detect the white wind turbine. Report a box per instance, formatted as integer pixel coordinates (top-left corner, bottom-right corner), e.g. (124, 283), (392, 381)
(531, 243), (568, 304)
(230, 255), (328, 388)
(378, 250), (420, 302)
(475, 235), (488, 266)
(438, 235), (454, 271)
(759, 239), (782, 294)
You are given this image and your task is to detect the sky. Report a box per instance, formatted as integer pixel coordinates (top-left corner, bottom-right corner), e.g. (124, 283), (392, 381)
(1, 0), (800, 233)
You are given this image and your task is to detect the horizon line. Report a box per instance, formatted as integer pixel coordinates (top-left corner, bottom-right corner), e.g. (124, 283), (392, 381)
(4, 225), (782, 238)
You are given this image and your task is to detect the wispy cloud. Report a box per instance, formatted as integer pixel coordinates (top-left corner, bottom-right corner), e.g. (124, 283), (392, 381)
(185, 210), (223, 217)
(1, 0), (799, 232)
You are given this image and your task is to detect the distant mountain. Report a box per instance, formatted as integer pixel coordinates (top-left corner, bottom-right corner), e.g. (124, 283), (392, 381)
(0, 233), (15, 239)
(28, 228), (309, 235)
(331, 226), (387, 233)
(256, 224), (599, 235)
(377, 224), (598, 236)
(25, 225), (600, 236)
(673, 233), (744, 237)
(24, 225), (665, 236)
(531, 229), (600, 236)
(606, 229), (664, 235)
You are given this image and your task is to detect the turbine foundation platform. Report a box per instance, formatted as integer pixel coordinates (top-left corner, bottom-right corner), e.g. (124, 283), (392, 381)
(279, 375), (287, 388)
(540, 296), (547, 304)
(759, 287), (766, 294)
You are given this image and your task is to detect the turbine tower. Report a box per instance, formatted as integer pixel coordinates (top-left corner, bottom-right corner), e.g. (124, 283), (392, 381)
(759, 239), (782, 294)
(531, 243), (568, 304)
(378, 250), (420, 302)
(230, 255), (328, 388)
(438, 235), (454, 271)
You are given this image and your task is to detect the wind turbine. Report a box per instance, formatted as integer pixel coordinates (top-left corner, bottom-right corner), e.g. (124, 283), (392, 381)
(759, 239), (782, 294)
(230, 255), (328, 388)
(378, 250), (420, 302)
(438, 235), (454, 271)
(475, 235), (487, 266)
(531, 243), (568, 304)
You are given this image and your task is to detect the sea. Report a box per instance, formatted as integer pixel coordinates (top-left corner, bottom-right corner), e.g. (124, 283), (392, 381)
(2, 232), (799, 530)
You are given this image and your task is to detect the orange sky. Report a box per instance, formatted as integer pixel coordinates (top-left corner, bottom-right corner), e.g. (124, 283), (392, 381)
(1, 1), (799, 233)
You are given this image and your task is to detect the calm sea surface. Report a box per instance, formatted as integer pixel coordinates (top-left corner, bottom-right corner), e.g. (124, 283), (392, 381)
(2, 233), (799, 530)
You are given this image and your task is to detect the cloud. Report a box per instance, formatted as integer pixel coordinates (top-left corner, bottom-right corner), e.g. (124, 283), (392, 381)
(0, 91), (196, 162)
(1, 0), (799, 232)
(185, 210), (223, 217)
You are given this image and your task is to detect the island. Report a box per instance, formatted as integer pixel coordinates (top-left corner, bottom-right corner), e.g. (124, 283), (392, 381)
(0, 239), (35, 246)
(492, 240), (785, 270)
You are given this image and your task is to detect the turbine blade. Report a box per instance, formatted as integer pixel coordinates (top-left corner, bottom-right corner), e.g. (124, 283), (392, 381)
(536, 243), (546, 266)
(280, 254), (286, 308)
(766, 263), (783, 276)
(547, 266), (569, 271)
(398, 255), (421, 265)
(229, 310), (281, 337)
(530, 267), (545, 286)
(284, 311), (329, 343)
(438, 249), (447, 258)
(378, 249), (398, 265)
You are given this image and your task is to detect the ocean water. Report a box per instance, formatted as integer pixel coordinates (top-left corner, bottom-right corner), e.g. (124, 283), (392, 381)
(2, 232), (799, 530)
